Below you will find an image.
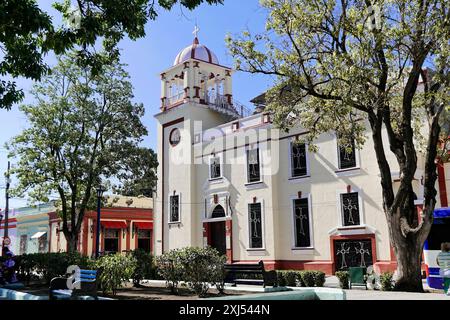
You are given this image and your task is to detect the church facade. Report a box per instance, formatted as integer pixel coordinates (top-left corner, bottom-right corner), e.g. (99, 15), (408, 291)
(153, 35), (449, 274)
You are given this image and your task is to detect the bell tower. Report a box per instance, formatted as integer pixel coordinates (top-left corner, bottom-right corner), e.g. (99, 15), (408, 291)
(154, 28), (246, 255)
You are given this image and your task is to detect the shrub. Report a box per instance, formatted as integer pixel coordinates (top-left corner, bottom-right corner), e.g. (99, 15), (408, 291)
(284, 271), (298, 287)
(178, 247), (226, 297)
(156, 247), (226, 297)
(299, 270), (315, 287)
(10, 252), (92, 285)
(380, 272), (394, 291)
(130, 249), (156, 286)
(312, 271), (326, 287)
(335, 271), (349, 289)
(95, 253), (137, 296)
(276, 271), (286, 286)
(209, 254), (227, 294)
(276, 270), (325, 287)
(156, 248), (186, 294)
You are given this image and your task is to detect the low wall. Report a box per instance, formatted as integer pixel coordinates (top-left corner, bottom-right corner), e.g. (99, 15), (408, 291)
(0, 288), (46, 300)
(206, 287), (346, 300)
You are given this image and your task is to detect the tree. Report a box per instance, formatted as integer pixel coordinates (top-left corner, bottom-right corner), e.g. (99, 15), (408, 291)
(113, 147), (158, 198)
(7, 52), (148, 252)
(227, 0), (449, 292)
(0, 0), (224, 110)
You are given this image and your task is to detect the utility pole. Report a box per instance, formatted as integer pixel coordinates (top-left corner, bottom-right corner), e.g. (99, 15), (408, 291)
(2, 161), (10, 256)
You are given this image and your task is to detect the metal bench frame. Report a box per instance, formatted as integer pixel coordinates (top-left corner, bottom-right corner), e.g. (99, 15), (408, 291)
(224, 260), (277, 288)
(49, 269), (99, 300)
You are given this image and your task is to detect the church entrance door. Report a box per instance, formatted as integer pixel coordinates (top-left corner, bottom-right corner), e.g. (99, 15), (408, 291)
(210, 221), (226, 256)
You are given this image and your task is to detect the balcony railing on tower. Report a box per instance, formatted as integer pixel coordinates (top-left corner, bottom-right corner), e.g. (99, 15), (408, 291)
(164, 91), (252, 119)
(204, 92), (252, 119)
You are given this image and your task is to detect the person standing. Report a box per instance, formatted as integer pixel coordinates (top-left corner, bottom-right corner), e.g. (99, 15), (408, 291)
(437, 242), (450, 295)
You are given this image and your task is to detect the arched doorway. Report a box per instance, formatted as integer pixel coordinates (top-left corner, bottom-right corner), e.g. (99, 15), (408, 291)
(210, 205), (226, 255)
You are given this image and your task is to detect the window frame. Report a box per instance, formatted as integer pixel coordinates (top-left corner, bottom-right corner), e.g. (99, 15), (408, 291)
(245, 146), (262, 184)
(289, 140), (310, 179)
(336, 135), (360, 171)
(208, 153), (223, 180)
(104, 228), (120, 253)
(291, 193), (314, 249)
(337, 190), (364, 227)
(168, 193), (181, 224)
(247, 201), (265, 250)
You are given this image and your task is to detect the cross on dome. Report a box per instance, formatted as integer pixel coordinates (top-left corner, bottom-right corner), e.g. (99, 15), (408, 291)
(172, 24), (219, 66)
(193, 24), (200, 39)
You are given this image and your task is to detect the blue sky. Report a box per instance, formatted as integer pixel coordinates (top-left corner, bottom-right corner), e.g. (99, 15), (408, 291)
(0, 0), (275, 208)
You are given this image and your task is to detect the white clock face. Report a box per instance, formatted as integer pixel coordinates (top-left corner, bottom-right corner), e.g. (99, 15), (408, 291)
(169, 128), (181, 146)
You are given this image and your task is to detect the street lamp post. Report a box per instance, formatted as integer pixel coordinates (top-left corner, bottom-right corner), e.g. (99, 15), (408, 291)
(95, 186), (105, 258)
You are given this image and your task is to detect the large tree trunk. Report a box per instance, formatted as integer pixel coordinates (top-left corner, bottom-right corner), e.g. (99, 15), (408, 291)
(390, 214), (423, 292)
(388, 204), (426, 292)
(393, 238), (424, 292)
(65, 232), (79, 253)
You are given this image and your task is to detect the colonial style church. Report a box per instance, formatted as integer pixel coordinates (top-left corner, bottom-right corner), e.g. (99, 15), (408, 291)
(153, 31), (450, 274)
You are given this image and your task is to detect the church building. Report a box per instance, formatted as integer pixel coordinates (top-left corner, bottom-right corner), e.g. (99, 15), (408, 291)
(153, 31), (449, 274)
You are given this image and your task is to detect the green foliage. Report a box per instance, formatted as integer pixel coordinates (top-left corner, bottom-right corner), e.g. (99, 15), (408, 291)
(113, 147), (158, 198)
(312, 271), (326, 287)
(9, 252), (92, 284)
(335, 271), (349, 289)
(7, 53), (151, 252)
(380, 272), (394, 291)
(179, 247), (226, 297)
(276, 271), (286, 286)
(0, 0), (224, 110)
(299, 270), (315, 287)
(129, 249), (157, 286)
(156, 247), (226, 297)
(283, 271), (298, 287)
(275, 270), (325, 287)
(227, 0), (449, 144)
(156, 248), (186, 294)
(94, 253), (137, 296)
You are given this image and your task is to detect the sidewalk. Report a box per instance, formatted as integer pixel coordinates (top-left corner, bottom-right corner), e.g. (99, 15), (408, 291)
(325, 276), (450, 300)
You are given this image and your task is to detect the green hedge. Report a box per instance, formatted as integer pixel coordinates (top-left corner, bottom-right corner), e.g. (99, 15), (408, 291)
(156, 247), (226, 297)
(94, 253), (137, 296)
(380, 272), (394, 291)
(129, 249), (158, 286)
(275, 270), (326, 287)
(335, 271), (349, 289)
(8, 252), (93, 284)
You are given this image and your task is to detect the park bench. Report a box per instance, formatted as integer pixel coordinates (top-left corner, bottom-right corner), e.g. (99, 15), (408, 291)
(49, 269), (99, 300)
(224, 260), (277, 288)
(348, 267), (367, 290)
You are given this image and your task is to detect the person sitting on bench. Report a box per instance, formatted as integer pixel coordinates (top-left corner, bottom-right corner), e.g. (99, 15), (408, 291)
(0, 250), (18, 285)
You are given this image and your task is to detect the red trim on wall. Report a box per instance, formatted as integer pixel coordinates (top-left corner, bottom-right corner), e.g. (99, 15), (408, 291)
(202, 222), (211, 246)
(82, 217), (88, 256)
(225, 219), (233, 263)
(126, 220), (131, 251)
(438, 163), (448, 207)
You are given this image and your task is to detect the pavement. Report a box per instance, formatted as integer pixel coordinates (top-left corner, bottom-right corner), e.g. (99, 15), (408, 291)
(324, 276), (450, 300)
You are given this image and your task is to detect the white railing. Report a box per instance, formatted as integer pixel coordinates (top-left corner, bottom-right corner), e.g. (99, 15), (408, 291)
(205, 93), (253, 119)
(167, 92), (184, 106)
(165, 91), (253, 119)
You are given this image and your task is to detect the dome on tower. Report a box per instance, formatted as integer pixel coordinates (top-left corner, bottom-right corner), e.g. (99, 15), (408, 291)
(173, 37), (219, 66)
